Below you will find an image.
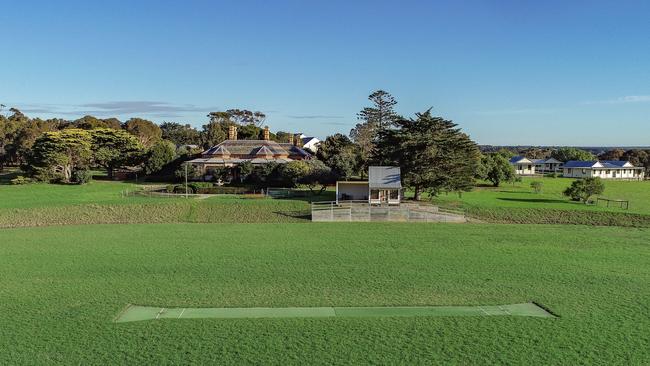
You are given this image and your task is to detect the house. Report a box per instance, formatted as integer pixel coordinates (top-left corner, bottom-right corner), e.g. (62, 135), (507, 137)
(299, 134), (320, 153)
(509, 156), (536, 175)
(336, 166), (402, 205)
(187, 126), (311, 175)
(563, 160), (645, 180)
(531, 158), (563, 174)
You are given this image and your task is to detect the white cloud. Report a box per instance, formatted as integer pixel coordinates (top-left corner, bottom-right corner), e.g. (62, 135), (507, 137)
(584, 95), (650, 105)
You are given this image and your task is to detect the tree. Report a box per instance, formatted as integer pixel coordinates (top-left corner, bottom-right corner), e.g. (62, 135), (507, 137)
(478, 153), (516, 187)
(237, 161), (254, 183)
(374, 109), (480, 200)
(143, 140), (176, 175)
(27, 129), (92, 183)
(552, 147), (595, 162)
(160, 122), (201, 146)
(598, 148), (625, 161)
(351, 90), (400, 176)
(74, 115), (121, 130)
(563, 177), (605, 203)
(522, 147), (553, 159)
(123, 118), (162, 148)
(226, 109), (266, 127)
(91, 128), (145, 178)
(316, 133), (359, 179)
(301, 159), (335, 195)
(245, 162), (282, 186)
(237, 124), (263, 140)
(274, 131), (293, 143)
(622, 149), (650, 173)
(357, 90), (399, 129)
(200, 121), (227, 148)
(11, 117), (58, 165)
(281, 160), (310, 187)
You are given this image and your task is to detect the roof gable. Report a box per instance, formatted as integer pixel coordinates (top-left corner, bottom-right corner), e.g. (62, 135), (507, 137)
(255, 146), (273, 157)
(509, 156), (532, 164)
(602, 160), (633, 167)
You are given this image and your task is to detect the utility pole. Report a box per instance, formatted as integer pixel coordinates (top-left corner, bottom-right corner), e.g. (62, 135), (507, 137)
(185, 163), (189, 198)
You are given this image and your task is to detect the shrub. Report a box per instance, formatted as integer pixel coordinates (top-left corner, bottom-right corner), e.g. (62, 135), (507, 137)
(174, 164), (202, 181)
(563, 177), (605, 203)
(72, 170), (93, 184)
(10, 176), (32, 185)
(530, 181), (543, 194)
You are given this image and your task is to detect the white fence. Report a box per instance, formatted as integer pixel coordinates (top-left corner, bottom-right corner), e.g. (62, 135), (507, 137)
(311, 201), (466, 223)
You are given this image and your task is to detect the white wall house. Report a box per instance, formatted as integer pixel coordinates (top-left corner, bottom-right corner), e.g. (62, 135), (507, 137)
(563, 161), (645, 180)
(336, 166), (402, 205)
(509, 156), (536, 175)
(299, 135), (320, 153)
(532, 158), (563, 173)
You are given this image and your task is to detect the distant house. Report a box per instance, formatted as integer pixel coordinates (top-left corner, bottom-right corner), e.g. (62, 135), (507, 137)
(563, 161), (645, 180)
(336, 166), (402, 205)
(531, 158), (563, 174)
(299, 134), (320, 153)
(187, 126), (311, 175)
(509, 156), (536, 175)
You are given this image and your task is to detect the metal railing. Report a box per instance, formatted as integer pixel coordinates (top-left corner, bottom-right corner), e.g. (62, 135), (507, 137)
(311, 200), (466, 223)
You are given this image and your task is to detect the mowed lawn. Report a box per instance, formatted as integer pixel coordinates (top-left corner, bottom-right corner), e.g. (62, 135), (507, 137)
(0, 179), (178, 209)
(1, 223), (648, 364)
(429, 177), (650, 215)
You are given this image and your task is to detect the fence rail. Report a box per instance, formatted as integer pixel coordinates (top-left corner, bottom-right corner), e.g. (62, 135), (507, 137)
(311, 201), (466, 223)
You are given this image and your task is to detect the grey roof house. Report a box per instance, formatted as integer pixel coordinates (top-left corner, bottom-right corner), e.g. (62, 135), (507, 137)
(563, 160), (645, 179)
(336, 166), (402, 204)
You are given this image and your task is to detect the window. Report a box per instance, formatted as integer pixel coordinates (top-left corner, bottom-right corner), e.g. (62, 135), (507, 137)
(370, 190), (379, 200)
(389, 190), (399, 200)
(582, 169), (586, 174)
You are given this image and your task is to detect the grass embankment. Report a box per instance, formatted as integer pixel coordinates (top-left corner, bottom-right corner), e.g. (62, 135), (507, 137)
(0, 176), (314, 227)
(0, 197), (310, 228)
(429, 177), (650, 226)
(1, 223), (648, 364)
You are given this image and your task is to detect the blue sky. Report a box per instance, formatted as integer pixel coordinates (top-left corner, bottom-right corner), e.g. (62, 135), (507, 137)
(2, 0), (649, 145)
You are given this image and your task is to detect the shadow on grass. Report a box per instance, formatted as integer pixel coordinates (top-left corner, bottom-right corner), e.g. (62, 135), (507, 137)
(497, 197), (570, 204)
(273, 210), (311, 221)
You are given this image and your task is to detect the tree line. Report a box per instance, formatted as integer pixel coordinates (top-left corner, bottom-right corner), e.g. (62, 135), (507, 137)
(0, 108), (302, 183)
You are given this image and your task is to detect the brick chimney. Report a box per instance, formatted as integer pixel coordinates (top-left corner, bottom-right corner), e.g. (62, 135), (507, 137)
(263, 126), (270, 141)
(228, 125), (237, 140)
(293, 134), (302, 147)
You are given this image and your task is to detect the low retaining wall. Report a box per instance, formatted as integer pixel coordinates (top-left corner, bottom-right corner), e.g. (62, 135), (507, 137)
(311, 201), (466, 223)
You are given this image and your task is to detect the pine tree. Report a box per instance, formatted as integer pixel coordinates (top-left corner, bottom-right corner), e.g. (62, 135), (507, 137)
(351, 90), (400, 177)
(374, 109), (479, 200)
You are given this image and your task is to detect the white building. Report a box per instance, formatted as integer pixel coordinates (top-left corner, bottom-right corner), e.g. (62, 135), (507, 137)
(336, 166), (402, 205)
(299, 134), (320, 153)
(563, 161), (645, 180)
(509, 156), (536, 175)
(531, 158), (563, 174)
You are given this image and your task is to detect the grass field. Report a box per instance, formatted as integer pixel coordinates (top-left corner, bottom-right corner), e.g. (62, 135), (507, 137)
(430, 177), (650, 215)
(1, 223), (648, 364)
(1, 171), (649, 363)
